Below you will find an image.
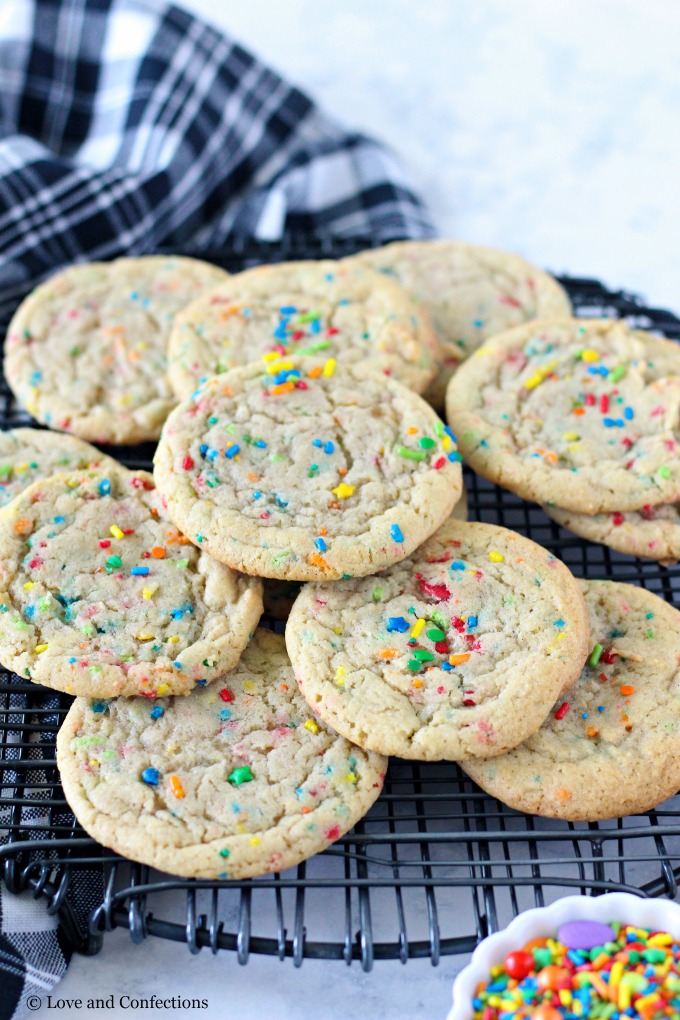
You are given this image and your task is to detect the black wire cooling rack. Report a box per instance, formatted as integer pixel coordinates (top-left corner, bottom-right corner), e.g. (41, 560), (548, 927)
(2, 238), (680, 970)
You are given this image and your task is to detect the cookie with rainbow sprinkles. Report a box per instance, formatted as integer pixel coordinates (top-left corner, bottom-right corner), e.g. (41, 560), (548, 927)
(462, 580), (680, 820)
(4, 256), (228, 444)
(0, 465), (262, 696)
(0, 428), (117, 508)
(285, 519), (589, 761)
(153, 355), (462, 581)
(167, 259), (439, 399)
(446, 319), (680, 514)
(345, 239), (571, 409)
(542, 500), (680, 565)
(56, 629), (386, 880)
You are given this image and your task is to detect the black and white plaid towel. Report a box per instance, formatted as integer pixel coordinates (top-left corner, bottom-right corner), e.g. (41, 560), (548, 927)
(0, 0), (433, 1015)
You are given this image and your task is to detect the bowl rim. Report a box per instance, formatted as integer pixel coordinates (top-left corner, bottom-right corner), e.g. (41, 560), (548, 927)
(447, 892), (680, 1020)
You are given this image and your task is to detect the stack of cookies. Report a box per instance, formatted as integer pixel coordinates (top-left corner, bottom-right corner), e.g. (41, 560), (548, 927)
(0, 242), (677, 883)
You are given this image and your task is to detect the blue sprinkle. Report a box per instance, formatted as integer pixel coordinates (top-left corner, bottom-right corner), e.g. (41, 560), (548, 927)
(275, 495), (288, 508)
(386, 617), (410, 633)
(131, 566), (149, 576)
(312, 439), (323, 448)
(199, 444), (208, 456)
(130, 292), (138, 300)
(92, 701), (107, 713)
(603, 417), (615, 427)
(451, 560), (466, 570)
(582, 712), (588, 719)
(390, 524), (404, 543)
(253, 439), (267, 448)
(338, 298), (348, 305)
(598, 705), (605, 713)
(273, 325), (288, 340)
(315, 537), (327, 552)
(98, 479), (111, 496)
(311, 319), (321, 334)
(24, 606), (35, 618)
(206, 448), (219, 460)
(473, 319), (484, 328)
(280, 305), (297, 314)
(624, 406), (634, 420)
(68, 656), (77, 664)
(30, 371), (42, 385)
(444, 426), (457, 443)
(467, 615), (478, 630)
(323, 441), (334, 455)
(220, 708), (231, 720)
(150, 706), (164, 719)
(441, 661), (453, 671)
(53, 515), (65, 524)
(171, 608), (184, 620)
(141, 767), (160, 786)
(196, 678), (207, 685)
(554, 618), (565, 627)
(253, 491), (261, 499)
(225, 445), (240, 459)
(173, 660), (182, 669)
(448, 451), (463, 462)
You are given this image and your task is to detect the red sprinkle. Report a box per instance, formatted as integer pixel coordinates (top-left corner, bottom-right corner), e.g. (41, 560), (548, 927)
(601, 648), (618, 664)
(182, 456), (194, 471)
(611, 512), (625, 526)
(598, 672), (608, 683)
(435, 641), (449, 654)
(585, 393), (596, 406)
(554, 702), (570, 720)
(416, 575), (451, 601)
(219, 689), (234, 703)
(98, 540), (111, 548)
(600, 394), (609, 413)
(433, 456), (447, 470)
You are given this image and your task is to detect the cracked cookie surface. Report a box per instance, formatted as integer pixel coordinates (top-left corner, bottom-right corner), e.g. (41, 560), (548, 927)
(462, 580), (680, 820)
(154, 357), (462, 580)
(446, 319), (680, 513)
(5, 256), (228, 444)
(285, 519), (589, 760)
(0, 428), (117, 508)
(346, 240), (571, 408)
(167, 259), (439, 398)
(57, 629), (386, 879)
(0, 465), (262, 695)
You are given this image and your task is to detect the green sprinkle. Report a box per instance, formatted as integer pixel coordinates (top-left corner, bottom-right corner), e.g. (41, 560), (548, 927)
(272, 551), (291, 566)
(419, 437), (436, 449)
(533, 947), (552, 968)
(588, 643), (604, 666)
(609, 362), (628, 382)
(13, 619), (28, 630)
(176, 558), (189, 568)
(659, 466), (671, 479)
(228, 766), (253, 786)
(219, 848), (231, 858)
(407, 659), (421, 671)
(646, 628), (654, 639)
(0, 464), (12, 478)
(396, 445), (426, 461)
(196, 534), (204, 542)
(296, 310), (321, 323)
(426, 628), (445, 642)
(430, 610), (447, 630)
(645, 612), (654, 619)
(295, 340), (332, 355)
(434, 421), (445, 437)
(308, 464), (319, 477)
(372, 587), (384, 602)
(106, 555), (122, 568)
(270, 454), (286, 462)
(73, 736), (102, 747)
(413, 649), (435, 662)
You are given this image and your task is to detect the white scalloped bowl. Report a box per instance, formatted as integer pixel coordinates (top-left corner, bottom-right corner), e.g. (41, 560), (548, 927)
(447, 893), (680, 1020)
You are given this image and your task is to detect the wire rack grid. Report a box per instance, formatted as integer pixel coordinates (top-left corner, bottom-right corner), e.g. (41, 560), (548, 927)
(1, 238), (680, 971)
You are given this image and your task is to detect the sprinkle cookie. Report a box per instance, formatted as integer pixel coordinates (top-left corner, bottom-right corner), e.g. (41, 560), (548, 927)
(462, 580), (680, 820)
(346, 240), (571, 408)
(446, 319), (680, 513)
(0, 428), (117, 508)
(543, 501), (680, 565)
(5, 256), (228, 444)
(153, 357), (462, 581)
(166, 259), (439, 399)
(57, 629), (386, 879)
(0, 466), (262, 696)
(285, 519), (589, 760)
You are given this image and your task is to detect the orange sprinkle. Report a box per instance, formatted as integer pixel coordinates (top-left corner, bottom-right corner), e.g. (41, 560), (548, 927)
(221, 386), (233, 396)
(556, 788), (572, 800)
(166, 529), (191, 545)
(280, 683), (289, 691)
(247, 472), (259, 482)
(572, 407), (585, 416)
(412, 679), (423, 688)
(619, 684), (635, 696)
(308, 553), (330, 570)
(407, 426), (418, 435)
(377, 648), (398, 659)
(544, 451), (558, 464)
(168, 775), (185, 799)
(14, 518), (32, 535)
(271, 381), (294, 395)
(338, 467), (347, 476)
(100, 325), (125, 335)
(318, 527), (327, 536)
(308, 365), (323, 378)
(301, 806), (312, 814)
(127, 350), (140, 362)
(328, 500), (341, 510)
(218, 305), (240, 321)
(79, 641), (88, 650)
(449, 653), (471, 666)
(151, 546), (166, 559)
(586, 726), (599, 738)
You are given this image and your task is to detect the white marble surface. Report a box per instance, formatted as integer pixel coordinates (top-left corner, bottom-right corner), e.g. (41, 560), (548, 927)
(26, 2), (680, 1018)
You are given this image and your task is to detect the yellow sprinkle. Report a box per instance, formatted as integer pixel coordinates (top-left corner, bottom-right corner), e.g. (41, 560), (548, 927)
(110, 525), (124, 539)
(304, 719), (320, 734)
(335, 665), (346, 686)
(15, 462), (29, 473)
(442, 436), (452, 451)
(249, 836), (261, 846)
(156, 684), (170, 695)
(333, 626), (342, 635)
(266, 359), (294, 374)
(322, 357), (336, 377)
(563, 432), (580, 441)
(411, 618), (425, 639)
(35, 643), (48, 654)
(66, 478), (80, 488)
(523, 372), (544, 390)
(142, 588), (153, 599)
(136, 634), (155, 641)
(332, 482), (355, 499)
(244, 680), (254, 692)
(23, 581), (34, 590)
(236, 822), (246, 834)
(649, 932), (674, 946)
(489, 551), (504, 562)
(345, 772), (357, 784)
(558, 990), (572, 1007)
(262, 351), (280, 363)
(581, 348), (600, 362)
(168, 635), (180, 644)
(90, 758), (100, 767)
